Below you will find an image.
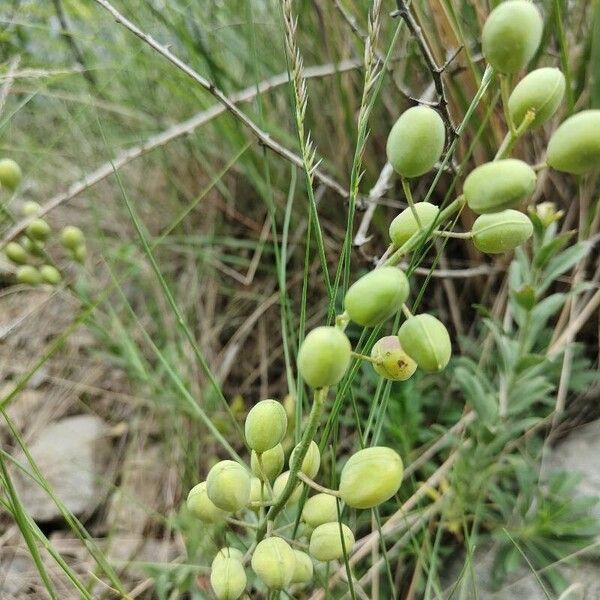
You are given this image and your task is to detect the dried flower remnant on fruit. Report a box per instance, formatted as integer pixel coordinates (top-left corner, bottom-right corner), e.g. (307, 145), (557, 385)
(206, 460), (251, 512)
(399, 314), (452, 373)
(344, 267), (409, 327)
(339, 446), (403, 509)
(472, 210), (533, 254)
(251, 537), (295, 589)
(245, 399), (287, 453)
(309, 522), (355, 562)
(481, 0), (543, 74)
(251, 444), (284, 482)
(302, 493), (339, 528)
(389, 202), (440, 247)
(297, 326), (351, 388)
(386, 106), (446, 178)
(370, 336), (418, 381)
(0, 158), (22, 191)
(290, 440), (320, 479)
(186, 481), (228, 523)
(210, 557), (247, 600)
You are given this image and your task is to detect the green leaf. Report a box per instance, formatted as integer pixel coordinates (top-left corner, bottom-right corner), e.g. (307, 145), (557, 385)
(454, 366), (498, 424)
(539, 242), (591, 294)
(533, 231), (576, 270)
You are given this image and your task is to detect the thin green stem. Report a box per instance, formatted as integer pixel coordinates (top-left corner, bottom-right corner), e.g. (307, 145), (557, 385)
(433, 230), (472, 239)
(296, 472), (341, 497)
(401, 303), (413, 319)
(351, 350), (379, 365)
(500, 74), (516, 136)
(402, 177), (422, 228)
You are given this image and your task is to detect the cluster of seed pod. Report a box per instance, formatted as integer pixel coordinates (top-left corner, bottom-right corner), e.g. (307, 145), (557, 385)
(187, 399), (403, 598)
(1, 160), (87, 286)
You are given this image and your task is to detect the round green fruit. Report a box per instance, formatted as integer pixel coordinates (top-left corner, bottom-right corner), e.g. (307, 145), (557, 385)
(370, 336), (418, 381)
(5, 242), (28, 265)
(206, 460), (251, 512)
(339, 447), (403, 509)
(245, 399), (287, 453)
(72, 244), (87, 263)
(546, 110), (600, 175)
(251, 444), (284, 482)
(251, 537), (295, 589)
(464, 159), (536, 214)
(386, 106), (446, 178)
(344, 267), (409, 327)
(302, 493), (338, 528)
(481, 0), (543, 74)
(309, 522), (355, 562)
(249, 477), (272, 510)
(291, 550), (314, 584)
(27, 219), (51, 241)
(398, 314), (451, 372)
(21, 201), (41, 217)
(389, 202), (440, 247)
(40, 265), (62, 285)
(60, 226), (85, 250)
(290, 440), (321, 479)
(210, 557), (246, 600)
(297, 326), (351, 388)
(508, 68), (566, 129)
(16, 265), (41, 286)
(0, 158), (22, 191)
(212, 547), (244, 568)
(472, 209), (533, 254)
(273, 471), (302, 505)
(186, 481), (228, 523)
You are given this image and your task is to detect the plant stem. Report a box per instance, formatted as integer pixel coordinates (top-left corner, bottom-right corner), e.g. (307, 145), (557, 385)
(256, 387), (328, 541)
(433, 230), (472, 239)
(296, 472), (341, 497)
(402, 177), (422, 228)
(401, 303), (413, 319)
(500, 74), (516, 136)
(351, 351), (379, 365)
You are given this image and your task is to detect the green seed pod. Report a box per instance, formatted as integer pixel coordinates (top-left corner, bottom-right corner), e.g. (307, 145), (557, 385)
(72, 244), (87, 263)
(302, 493), (338, 528)
(290, 440), (321, 479)
(508, 68), (566, 129)
(251, 444), (284, 482)
(210, 557), (246, 600)
(389, 202), (440, 247)
(249, 477), (272, 510)
(27, 219), (51, 241)
(0, 158), (22, 191)
(212, 547), (244, 568)
(398, 314), (452, 372)
(472, 209), (533, 254)
(206, 460), (251, 512)
(464, 159), (536, 214)
(60, 226), (85, 250)
(386, 106), (446, 178)
(273, 471), (302, 505)
(297, 326), (351, 389)
(16, 265), (41, 286)
(547, 110), (600, 175)
(20, 236), (44, 256)
(21, 201), (41, 217)
(186, 482), (228, 522)
(251, 537), (295, 589)
(40, 265), (62, 285)
(370, 336), (418, 381)
(245, 399), (287, 453)
(481, 1), (543, 74)
(291, 550), (314, 584)
(5, 242), (28, 265)
(344, 267), (409, 327)
(339, 447), (403, 509)
(309, 522), (355, 562)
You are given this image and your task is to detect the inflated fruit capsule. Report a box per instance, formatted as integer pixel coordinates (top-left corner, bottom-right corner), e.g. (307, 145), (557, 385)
(291, 550), (314, 584)
(464, 159), (536, 214)
(22, 201), (41, 217)
(386, 106), (446, 178)
(302, 493), (338, 528)
(546, 110), (600, 175)
(40, 265), (62, 285)
(344, 267), (409, 327)
(5, 242), (28, 265)
(251, 537), (295, 589)
(472, 209), (533, 254)
(481, 1), (543, 74)
(251, 444), (284, 482)
(211, 547), (244, 568)
(245, 399), (287, 453)
(72, 244), (87, 263)
(398, 314), (451, 372)
(297, 326), (351, 389)
(273, 470), (303, 505)
(20, 236), (43, 255)
(249, 477), (272, 510)
(186, 481), (228, 522)
(206, 460), (251, 512)
(211, 557), (246, 600)
(16, 265), (41, 286)
(290, 440), (321, 479)
(0, 158), (22, 191)
(27, 218), (51, 241)
(60, 226), (85, 250)
(370, 336), (417, 381)
(389, 202), (440, 247)
(309, 522), (355, 562)
(508, 68), (566, 129)
(339, 447), (403, 509)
